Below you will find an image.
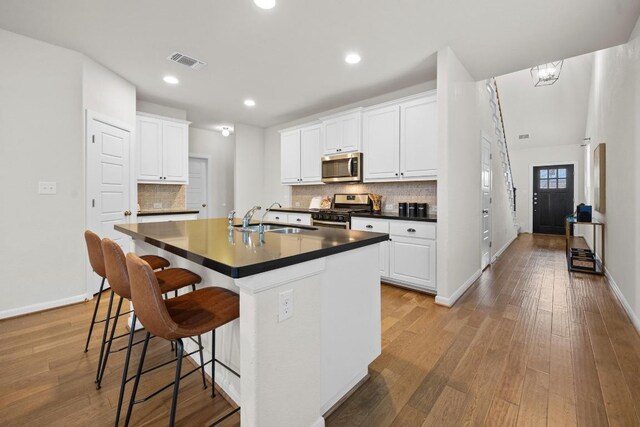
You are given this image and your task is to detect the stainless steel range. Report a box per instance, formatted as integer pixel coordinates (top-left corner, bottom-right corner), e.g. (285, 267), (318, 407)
(311, 194), (372, 229)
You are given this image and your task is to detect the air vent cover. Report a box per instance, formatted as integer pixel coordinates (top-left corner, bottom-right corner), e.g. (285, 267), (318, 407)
(167, 52), (207, 70)
(518, 134), (530, 140)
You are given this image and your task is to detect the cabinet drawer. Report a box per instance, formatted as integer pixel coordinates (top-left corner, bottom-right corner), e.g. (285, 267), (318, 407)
(287, 213), (311, 226)
(390, 221), (435, 239)
(351, 218), (390, 233)
(264, 212), (288, 223)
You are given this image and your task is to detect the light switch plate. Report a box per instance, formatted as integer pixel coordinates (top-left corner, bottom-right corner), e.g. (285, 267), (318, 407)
(38, 182), (57, 195)
(278, 289), (293, 322)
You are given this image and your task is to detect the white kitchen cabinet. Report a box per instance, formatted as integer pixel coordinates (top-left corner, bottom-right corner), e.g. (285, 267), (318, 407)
(352, 217), (436, 293)
(287, 213), (312, 226)
(280, 124), (322, 185)
(362, 92), (437, 183)
(264, 211), (312, 226)
(137, 113), (190, 184)
(321, 110), (361, 155)
(263, 211), (289, 224)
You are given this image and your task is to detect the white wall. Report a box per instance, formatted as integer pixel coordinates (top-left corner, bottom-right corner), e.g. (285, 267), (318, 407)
(510, 144), (585, 233)
(83, 58), (136, 128)
(0, 29), (86, 315)
(136, 100), (187, 121)
(234, 123), (266, 215)
(189, 128), (235, 218)
(582, 17), (640, 329)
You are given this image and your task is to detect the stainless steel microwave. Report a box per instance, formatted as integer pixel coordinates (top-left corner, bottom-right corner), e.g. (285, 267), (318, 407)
(321, 152), (362, 183)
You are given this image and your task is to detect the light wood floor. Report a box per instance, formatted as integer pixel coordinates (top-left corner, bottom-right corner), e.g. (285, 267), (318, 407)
(2, 234), (640, 426)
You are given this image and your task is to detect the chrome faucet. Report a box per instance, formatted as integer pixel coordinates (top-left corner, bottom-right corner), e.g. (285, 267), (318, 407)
(242, 205), (262, 228)
(227, 210), (236, 229)
(259, 202), (282, 233)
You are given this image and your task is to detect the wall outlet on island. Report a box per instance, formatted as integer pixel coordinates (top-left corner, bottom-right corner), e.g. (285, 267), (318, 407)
(278, 289), (293, 322)
(295, 202), (301, 207)
(153, 202), (162, 209)
(385, 203), (394, 210)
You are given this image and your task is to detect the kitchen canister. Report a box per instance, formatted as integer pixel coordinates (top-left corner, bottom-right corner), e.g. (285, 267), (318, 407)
(408, 203), (417, 217)
(398, 202), (408, 217)
(417, 203), (428, 217)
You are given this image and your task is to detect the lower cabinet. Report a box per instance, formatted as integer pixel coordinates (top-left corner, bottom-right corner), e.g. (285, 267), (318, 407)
(264, 211), (312, 226)
(352, 217), (436, 293)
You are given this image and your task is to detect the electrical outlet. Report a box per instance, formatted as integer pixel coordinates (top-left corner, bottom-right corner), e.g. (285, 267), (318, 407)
(385, 203), (394, 210)
(278, 289), (293, 322)
(38, 182), (57, 195)
(294, 201), (301, 207)
(153, 202), (162, 209)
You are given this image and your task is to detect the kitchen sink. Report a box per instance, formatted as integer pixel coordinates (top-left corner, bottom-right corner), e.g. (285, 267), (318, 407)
(269, 228), (302, 234)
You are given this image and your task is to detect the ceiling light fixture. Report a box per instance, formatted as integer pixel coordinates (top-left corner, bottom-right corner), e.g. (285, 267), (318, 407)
(221, 127), (230, 137)
(163, 75), (179, 85)
(530, 60), (564, 86)
(254, 0), (276, 9)
(244, 99), (256, 107)
(345, 53), (361, 65)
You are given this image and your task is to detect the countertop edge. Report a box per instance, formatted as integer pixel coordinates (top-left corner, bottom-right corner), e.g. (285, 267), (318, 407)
(137, 210), (200, 217)
(351, 213), (437, 222)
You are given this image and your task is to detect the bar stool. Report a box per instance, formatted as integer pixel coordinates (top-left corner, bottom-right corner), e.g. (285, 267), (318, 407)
(84, 230), (170, 353)
(125, 252), (240, 427)
(95, 238), (203, 390)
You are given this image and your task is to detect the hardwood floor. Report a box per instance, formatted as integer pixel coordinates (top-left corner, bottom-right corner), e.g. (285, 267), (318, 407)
(326, 234), (640, 427)
(1, 234), (639, 426)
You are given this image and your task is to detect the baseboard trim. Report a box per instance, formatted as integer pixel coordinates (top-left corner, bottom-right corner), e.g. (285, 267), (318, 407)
(603, 267), (640, 334)
(491, 234), (517, 263)
(434, 268), (482, 308)
(0, 294), (88, 320)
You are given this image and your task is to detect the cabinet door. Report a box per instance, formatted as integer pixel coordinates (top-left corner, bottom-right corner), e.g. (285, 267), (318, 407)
(281, 129), (301, 184)
(300, 125), (322, 183)
(400, 96), (437, 179)
(379, 240), (390, 278)
(162, 121), (189, 183)
(322, 119), (341, 155)
(389, 236), (436, 291)
(363, 105), (400, 181)
(137, 116), (163, 181)
(340, 113), (361, 153)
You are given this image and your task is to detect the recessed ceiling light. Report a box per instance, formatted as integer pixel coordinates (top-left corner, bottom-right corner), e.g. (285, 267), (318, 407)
(345, 53), (361, 65)
(244, 99), (256, 107)
(163, 75), (179, 85)
(254, 0), (276, 9)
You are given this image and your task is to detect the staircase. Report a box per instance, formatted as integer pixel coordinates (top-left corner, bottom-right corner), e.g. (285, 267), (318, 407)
(485, 78), (517, 222)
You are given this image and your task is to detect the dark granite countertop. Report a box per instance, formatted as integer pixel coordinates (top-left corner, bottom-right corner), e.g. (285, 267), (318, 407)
(115, 218), (388, 278)
(351, 212), (437, 222)
(137, 210), (200, 217)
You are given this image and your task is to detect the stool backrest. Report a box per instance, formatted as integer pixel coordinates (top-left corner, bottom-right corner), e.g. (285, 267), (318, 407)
(101, 238), (132, 300)
(85, 230), (106, 279)
(126, 253), (178, 339)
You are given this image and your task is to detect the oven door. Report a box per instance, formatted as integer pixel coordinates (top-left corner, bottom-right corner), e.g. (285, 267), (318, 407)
(321, 152), (362, 183)
(312, 219), (350, 230)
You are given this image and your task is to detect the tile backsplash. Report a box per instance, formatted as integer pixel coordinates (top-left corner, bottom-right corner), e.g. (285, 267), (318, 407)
(138, 184), (186, 211)
(291, 181), (437, 213)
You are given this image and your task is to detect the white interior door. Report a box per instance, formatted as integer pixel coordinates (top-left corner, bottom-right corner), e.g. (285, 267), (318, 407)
(481, 137), (492, 270)
(187, 157), (208, 218)
(86, 115), (132, 295)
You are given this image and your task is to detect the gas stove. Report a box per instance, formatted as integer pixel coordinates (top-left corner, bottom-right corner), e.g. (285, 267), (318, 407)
(311, 194), (372, 229)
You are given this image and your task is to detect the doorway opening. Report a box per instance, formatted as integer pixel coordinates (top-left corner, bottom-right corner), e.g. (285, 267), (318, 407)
(481, 136), (492, 270)
(532, 164), (574, 234)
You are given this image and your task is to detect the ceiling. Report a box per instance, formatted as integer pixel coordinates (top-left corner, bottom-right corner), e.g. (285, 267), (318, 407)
(0, 0), (638, 129)
(497, 52), (594, 150)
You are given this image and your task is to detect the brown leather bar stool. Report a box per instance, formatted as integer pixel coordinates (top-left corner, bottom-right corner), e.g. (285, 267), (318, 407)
(125, 253), (240, 427)
(84, 231), (170, 364)
(95, 238), (202, 390)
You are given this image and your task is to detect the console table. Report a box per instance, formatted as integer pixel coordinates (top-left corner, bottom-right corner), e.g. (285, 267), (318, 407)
(565, 216), (605, 275)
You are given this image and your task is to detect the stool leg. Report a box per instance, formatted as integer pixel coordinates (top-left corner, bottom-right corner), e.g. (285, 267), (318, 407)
(197, 334), (207, 389)
(95, 290), (115, 384)
(97, 295), (123, 389)
(85, 277), (106, 352)
(211, 330), (216, 398)
(115, 312), (136, 427)
(169, 339), (184, 427)
(124, 332), (150, 427)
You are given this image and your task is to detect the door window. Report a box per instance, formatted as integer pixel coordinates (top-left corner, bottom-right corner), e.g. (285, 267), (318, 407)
(538, 167), (568, 191)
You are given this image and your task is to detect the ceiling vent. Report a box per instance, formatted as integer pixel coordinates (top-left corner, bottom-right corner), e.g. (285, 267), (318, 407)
(167, 52), (207, 70)
(518, 134), (530, 140)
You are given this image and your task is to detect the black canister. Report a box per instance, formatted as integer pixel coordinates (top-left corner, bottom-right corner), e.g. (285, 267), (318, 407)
(417, 203), (428, 217)
(398, 202), (408, 217)
(408, 203), (417, 217)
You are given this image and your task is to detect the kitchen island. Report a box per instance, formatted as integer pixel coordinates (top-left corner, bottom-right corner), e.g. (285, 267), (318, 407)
(115, 218), (388, 427)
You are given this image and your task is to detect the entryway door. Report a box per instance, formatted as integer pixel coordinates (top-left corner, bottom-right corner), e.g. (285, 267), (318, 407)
(86, 113), (132, 295)
(481, 137), (492, 270)
(187, 157), (208, 218)
(533, 164), (574, 234)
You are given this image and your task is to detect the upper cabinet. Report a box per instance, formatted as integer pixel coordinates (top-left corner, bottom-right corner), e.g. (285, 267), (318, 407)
(136, 113), (190, 184)
(362, 92), (437, 182)
(280, 124), (323, 185)
(321, 110), (361, 155)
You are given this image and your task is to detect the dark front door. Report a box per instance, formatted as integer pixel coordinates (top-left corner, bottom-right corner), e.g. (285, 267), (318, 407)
(533, 165), (574, 234)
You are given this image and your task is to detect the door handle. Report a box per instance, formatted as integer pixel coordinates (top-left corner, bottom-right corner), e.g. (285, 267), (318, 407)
(202, 203), (207, 207)
(407, 228), (416, 233)
(366, 225), (373, 229)
(124, 210), (132, 216)
(482, 209), (489, 214)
